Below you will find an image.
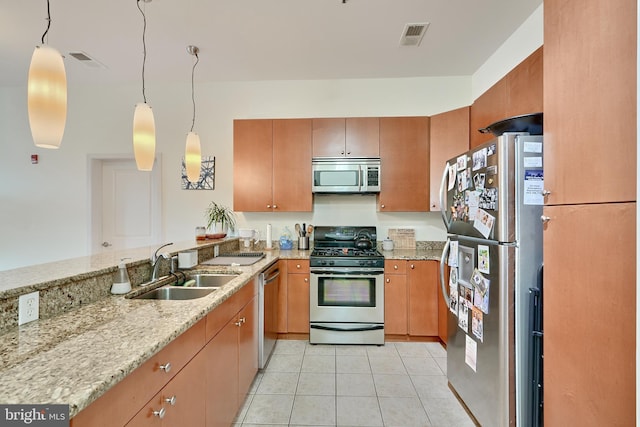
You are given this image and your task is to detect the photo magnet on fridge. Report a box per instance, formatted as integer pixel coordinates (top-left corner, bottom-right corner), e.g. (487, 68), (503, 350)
(472, 307), (484, 342)
(477, 245), (490, 274)
(458, 295), (469, 332)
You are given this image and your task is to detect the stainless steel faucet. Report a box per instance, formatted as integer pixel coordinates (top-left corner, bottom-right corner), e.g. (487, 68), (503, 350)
(151, 242), (173, 281)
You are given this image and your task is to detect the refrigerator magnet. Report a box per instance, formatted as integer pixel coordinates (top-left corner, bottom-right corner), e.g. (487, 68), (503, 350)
(457, 169), (470, 192)
(465, 335), (478, 372)
(487, 144), (496, 156)
(473, 172), (485, 189)
(472, 148), (487, 171)
(473, 208), (495, 238)
(479, 188), (497, 210)
(458, 296), (469, 332)
(449, 285), (458, 316)
(465, 190), (480, 220)
(448, 241), (458, 267)
(472, 307), (484, 343)
(523, 169), (544, 206)
(456, 155), (467, 170)
(477, 245), (490, 274)
(474, 278), (490, 314)
(447, 164), (457, 190)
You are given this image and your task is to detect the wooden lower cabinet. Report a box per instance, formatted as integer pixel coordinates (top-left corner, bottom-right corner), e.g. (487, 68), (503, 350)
(407, 261), (438, 336)
(286, 260), (310, 334)
(384, 260), (439, 339)
(127, 350), (206, 427)
(237, 297), (258, 406)
(384, 260), (407, 335)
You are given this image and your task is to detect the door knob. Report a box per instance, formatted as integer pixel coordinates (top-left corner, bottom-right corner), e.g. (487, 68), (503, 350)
(101, 241), (112, 247)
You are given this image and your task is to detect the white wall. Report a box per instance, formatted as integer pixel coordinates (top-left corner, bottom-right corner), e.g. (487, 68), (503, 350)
(0, 5), (544, 271)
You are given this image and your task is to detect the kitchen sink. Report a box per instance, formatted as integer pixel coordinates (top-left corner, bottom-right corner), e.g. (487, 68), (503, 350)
(132, 286), (216, 300)
(187, 273), (238, 287)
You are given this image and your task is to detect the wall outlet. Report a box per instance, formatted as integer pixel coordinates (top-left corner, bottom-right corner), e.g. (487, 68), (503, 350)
(18, 291), (39, 325)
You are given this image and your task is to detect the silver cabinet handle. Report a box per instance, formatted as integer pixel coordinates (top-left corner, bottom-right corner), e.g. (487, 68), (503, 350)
(296, 264), (301, 269)
(153, 408), (166, 419)
(165, 395), (176, 406)
(273, 204), (277, 209)
(159, 362), (172, 373)
(267, 204), (271, 208)
(235, 317), (246, 326)
(386, 278), (390, 283)
(541, 216), (551, 223)
(380, 204), (385, 208)
(410, 264), (415, 269)
(541, 189), (551, 196)
(101, 241), (112, 247)
(304, 278), (308, 283)
(393, 264), (398, 270)
(340, 151), (345, 155)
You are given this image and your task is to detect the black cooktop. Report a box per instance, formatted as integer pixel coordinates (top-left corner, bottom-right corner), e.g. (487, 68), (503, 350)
(310, 226), (384, 268)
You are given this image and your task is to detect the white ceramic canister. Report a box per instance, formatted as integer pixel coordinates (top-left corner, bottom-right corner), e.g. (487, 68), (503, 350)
(382, 238), (394, 251)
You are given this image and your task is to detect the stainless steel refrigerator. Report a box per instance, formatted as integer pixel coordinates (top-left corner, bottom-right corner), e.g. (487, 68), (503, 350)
(439, 133), (544, 426)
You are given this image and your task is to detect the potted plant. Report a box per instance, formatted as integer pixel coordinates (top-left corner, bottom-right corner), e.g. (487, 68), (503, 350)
(205, 202), (236, 234)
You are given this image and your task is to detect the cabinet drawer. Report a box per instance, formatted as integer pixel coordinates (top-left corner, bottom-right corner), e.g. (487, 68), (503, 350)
(286, 259), (310, 273)
(384, 260), (406, 274)
(71, 319), (206, 427)
(206, 279), (257, 341)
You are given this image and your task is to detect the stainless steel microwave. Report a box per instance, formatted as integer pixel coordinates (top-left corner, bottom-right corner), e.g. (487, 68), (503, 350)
(312, 158), (381, 193)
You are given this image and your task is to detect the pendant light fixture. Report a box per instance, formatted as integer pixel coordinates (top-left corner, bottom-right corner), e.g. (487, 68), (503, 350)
(27, 0), (67, 149)
(132, 0), (156, 171)
(185, 45), (202, 182)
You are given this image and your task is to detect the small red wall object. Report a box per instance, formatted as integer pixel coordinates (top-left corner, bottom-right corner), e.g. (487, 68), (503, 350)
(31, 154), (38, 164)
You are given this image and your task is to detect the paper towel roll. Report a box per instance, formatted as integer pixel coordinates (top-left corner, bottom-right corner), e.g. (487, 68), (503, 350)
(266, 224), (272, 249)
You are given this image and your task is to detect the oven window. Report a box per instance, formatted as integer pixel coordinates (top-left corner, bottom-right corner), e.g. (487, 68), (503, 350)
(318, 277), (376, 307)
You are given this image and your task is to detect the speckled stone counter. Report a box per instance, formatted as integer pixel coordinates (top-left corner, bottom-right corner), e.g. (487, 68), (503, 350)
(0, 252), (280, 418)
(0, 242), (440, 418)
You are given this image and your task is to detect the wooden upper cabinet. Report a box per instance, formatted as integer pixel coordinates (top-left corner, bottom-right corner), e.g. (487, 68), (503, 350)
(312, 117), (379, 157)
(429, 107), (470, 211)
(272, 119), (313, 211)
(378, 116), (430, 212)
(233, 119), (312, 212)
(506, 46), (543, 117)
(233, 119), (273, 212)
(470, 79), (507, 149)
(544, 0), (636, 204)
(470, 47), (544, 149)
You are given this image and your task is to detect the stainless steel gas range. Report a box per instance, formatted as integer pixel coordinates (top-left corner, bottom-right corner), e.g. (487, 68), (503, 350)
(309, 226), (385, 345)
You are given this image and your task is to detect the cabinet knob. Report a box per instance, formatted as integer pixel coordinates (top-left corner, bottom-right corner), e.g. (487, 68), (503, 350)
(165, 395), (177, 406)
(393, 265), (398, 270)
(386, 278), (390, 283)
(153, 408), (166, 419)
(541, 189), (551, 196)
(541, 215), (551, 224)
(273, 204), (277, 209)
(159, 362), (172, 373)
(296, 264), (301, 269)
(380, 204), (385, 208)
(347, 151), (351, 155)
(304, 278), (308, 283)
(267, 204), (271, 208)
(410, 264), (415, 269)
(340, 151), (345, 155)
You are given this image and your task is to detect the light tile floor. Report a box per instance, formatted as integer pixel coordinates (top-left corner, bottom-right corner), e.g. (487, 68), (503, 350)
(233, 340), (476, 427)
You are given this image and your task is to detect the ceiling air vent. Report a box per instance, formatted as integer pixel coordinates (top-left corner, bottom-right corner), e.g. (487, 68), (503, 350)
(399, 23), (429, 47)
(68, 51), (107, 69)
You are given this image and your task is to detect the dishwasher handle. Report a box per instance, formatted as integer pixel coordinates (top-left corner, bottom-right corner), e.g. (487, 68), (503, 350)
(263, 269), (280, 284)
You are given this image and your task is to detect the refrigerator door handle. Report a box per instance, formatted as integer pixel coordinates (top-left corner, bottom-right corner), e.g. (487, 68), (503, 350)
(439, 238), (451, 306)
(439, 162), (450, 226)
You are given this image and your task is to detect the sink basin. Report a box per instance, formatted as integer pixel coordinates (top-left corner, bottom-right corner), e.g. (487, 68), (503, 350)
(132, 287), (216, 300)
(187, 273), (238, 287)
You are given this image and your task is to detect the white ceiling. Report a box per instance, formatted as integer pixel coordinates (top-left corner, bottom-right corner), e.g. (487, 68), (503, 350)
(0, 0), (542, 88)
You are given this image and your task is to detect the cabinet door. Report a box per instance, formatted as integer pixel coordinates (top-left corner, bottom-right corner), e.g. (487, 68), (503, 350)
(312, 118), (345, 157)
(408, 261), (438, 336)
(277, 260), (289, 333)
(437, 263), (448, 345)
(287, 273), (310, 333)
(233, 120), (273, 212)
(543, 203), (635, 426)
(273, 119), (313, 211)
(544, 0), (635, 204)
(384, 272), (407, 335)
(469, 79), (507, 149)
(162, 350), (206, 427)
(238, 297), (258, 405)
(205, 319), (239, 427)
(429, 107), (470, 211)
(506, 46), (543, 117)
(346, 117), (379, 157)
(378, 117), (430, 212)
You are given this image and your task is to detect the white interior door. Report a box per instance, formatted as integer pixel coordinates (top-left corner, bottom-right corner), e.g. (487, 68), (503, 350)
(91, 158), (161, 253)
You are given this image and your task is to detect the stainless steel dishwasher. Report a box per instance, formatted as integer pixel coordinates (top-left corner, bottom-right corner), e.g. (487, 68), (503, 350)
(259, 261), (280, 369)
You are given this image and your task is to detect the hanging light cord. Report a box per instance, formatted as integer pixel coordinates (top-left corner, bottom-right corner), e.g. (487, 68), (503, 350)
(136, 0), (148, 103)
(40, 0), (51, 44)
(190, 53), (199, 132)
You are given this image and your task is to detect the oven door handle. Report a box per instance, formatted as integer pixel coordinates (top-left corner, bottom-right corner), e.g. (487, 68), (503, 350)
(310, 324), (384, 332)
(310, 269), (384, 275)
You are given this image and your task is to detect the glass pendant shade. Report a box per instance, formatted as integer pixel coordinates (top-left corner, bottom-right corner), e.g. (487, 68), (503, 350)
(185, 131), (202, 182)
(27, 45), (67, 149)
(133, 102), (156, 171)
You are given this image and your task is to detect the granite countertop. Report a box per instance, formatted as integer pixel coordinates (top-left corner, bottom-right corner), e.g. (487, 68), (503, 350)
(0, 244), (442, 418)
(0, 252), (280, 418)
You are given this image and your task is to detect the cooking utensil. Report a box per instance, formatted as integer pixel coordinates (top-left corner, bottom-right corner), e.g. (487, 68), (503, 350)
(478, 112), (543, 136)
(354, 230), (373, 250)
(307, 225), (314, 235)
(295, 223), (301, 237)
(302, 223), (306, 236)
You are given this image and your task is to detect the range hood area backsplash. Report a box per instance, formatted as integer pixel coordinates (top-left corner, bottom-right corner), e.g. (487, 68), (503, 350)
(235, 195), (447, 246)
